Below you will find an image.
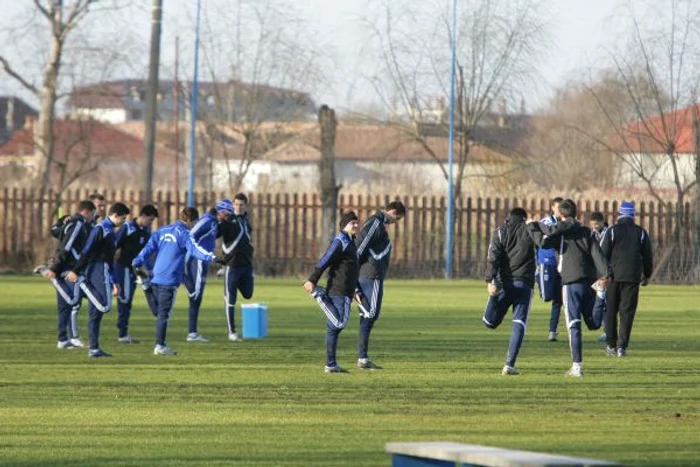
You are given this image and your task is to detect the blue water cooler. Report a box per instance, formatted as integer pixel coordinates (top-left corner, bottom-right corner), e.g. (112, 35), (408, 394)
(242, 303), (268, 339)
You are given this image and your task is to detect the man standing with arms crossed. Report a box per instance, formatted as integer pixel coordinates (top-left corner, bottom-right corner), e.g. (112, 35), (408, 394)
(354, 200), (405, 370)
(600, 201), (653, 357)
(217, 194), (254, 342)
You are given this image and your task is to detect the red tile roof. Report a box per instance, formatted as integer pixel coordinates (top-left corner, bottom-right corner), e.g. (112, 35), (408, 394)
(0, 119), (174, 163)
(613, 104), (699, 154)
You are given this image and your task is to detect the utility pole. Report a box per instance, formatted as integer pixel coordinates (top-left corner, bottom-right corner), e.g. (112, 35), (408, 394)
(143, 0), (163, 202)
(174, 36), (180, 194)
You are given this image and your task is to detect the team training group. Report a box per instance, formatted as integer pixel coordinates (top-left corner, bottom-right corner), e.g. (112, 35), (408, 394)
(35, 194), (652, 376)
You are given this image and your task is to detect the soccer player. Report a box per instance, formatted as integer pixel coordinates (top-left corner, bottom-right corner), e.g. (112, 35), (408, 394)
(303, 211), (360, 373)
(354, 200), (406, 370)
(113, 204), (159, 343)
(482, 207), (543, 375)
(183, 199), (234, 342)
(39, 200), (96, 349)
(537, 197), (564, 341)
(65, 202), (131, 358)
(217, 193), (254, 342)
(89, 192), (106, 222)
(40, 196), (104, 345)
(589, 211), (609, 342)
(537, 199), (608, 377)
(600, 201), (653, 357)
(132, 207), (223, 356)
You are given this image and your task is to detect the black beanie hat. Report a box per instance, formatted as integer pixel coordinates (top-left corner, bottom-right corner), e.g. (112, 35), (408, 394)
(339, 211), (358, 229)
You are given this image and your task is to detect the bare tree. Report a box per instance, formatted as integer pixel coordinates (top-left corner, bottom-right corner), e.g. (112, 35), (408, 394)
(318, 105), (340, 249)
(519, 77), (654, 192)
(580, 0), (700, 279)
(363, 0), (547, 198)
(192, 0), (323, 193)
(0, 1), (135, 189)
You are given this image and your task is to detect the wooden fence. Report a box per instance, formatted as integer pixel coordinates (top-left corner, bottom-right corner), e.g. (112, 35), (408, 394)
(0, 187), (694, 281)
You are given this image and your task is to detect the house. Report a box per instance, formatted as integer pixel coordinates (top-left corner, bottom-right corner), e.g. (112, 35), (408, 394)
(210, 123), (517, 194)
(611, 104), (699, 189)
(0, 97), (38, 145)
(0, 118), (177, 188)
(67, 79), (317, 124)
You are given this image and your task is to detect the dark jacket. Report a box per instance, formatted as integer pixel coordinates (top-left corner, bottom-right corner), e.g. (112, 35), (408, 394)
(485, 215), (542, 287)
(218, 214), (254, 268)
(308, 231), (359, 297)
(73, 217), (118, 279)
(356, 211), (393, 279)
(540, 220), (608, 284)
(49, 214), (91, 274)
(50, 214), (72, 239)
(600, 217), (653, 282)
(114, 219), (152, 267)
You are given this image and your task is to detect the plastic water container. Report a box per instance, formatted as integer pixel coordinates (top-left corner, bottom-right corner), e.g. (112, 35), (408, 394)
(241, 303), (268, 339)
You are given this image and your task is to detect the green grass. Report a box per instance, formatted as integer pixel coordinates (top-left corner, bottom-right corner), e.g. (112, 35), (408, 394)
(0, 276), (699, 466)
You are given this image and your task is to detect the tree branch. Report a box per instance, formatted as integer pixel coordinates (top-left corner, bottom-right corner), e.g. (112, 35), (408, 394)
(0, 56), (39, 95)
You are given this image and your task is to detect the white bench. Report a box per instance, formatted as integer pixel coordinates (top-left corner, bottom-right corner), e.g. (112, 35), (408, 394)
(386, 442), (620, 467)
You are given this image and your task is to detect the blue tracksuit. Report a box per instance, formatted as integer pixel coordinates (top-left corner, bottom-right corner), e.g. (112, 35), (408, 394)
(218, 214), (255, 334)
(183, 212), (219, 334)
(537, 214), (563, 333)
(114, 220), (155, 337)
(73, 218), (118, 351)
(308, 231), (359, 367)
(133, 220), (215, 346)
(49, 214), (90, 342)
(355, 212), (392, 360)
(591, 227), (608, 329)
(483, 280), (533, 367)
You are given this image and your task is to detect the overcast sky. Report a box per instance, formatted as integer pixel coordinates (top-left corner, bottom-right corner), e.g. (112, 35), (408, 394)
(0, 0), (630, 112)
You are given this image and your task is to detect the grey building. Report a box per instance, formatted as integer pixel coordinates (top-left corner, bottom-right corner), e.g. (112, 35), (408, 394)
(67, 79), (316, 124)
(0, 97), (38, 145)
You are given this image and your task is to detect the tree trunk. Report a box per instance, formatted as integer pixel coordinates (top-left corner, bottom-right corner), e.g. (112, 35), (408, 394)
(37, 33), (64, 188)
(318, 104), (340, 253)
(692, 102), (700, 279)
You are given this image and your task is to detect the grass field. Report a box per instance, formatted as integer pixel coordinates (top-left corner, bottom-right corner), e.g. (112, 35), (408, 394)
(0, 276), (699, 466)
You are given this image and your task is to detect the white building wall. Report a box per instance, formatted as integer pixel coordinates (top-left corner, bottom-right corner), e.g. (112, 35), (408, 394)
(618, 152), (696, 188)
(71, 108), (128, 124)
(212, 159), (496, 193)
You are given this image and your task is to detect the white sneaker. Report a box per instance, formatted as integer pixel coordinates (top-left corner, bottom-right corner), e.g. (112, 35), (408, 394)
(186, 333), (209, 342)
(154, 345), (177, 355)
(118, 335), (138, 344)
(548, 332), (558, 342)
(228, 333), (241, 342)
(70, 338), (86, 348)
(57, 340), (76, 349)
(502, 365), (519, 375)
(566, 365), (583, 377)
